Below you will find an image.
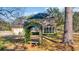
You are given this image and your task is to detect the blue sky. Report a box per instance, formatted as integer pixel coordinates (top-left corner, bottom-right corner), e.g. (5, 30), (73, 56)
(0, 7), (78, 17)
(22, 7), (64, 16)
(23, 7), (48, 16)
(1, 7), (79, 22)
(0, 7), (64, 17)
(23, 7), (79, 16)
(0, 7), (64, 22)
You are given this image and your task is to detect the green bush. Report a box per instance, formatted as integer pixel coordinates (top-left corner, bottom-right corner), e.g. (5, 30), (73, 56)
(0, 37), (13, 50)
(0, 39), (5, 50)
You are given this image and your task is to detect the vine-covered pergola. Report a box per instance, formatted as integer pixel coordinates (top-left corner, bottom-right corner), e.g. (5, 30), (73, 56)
(23, 21), (42, 44)
(23, 18), (56, 44)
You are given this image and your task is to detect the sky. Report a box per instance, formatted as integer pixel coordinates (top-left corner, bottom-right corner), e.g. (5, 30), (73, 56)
(24, 7), (65, 16)
(0, 7), (64, 17)
(0, 7), (49, 22)
(23, 7), (48, 16)
(23, 7), (79, 16)
(0, 7), (78, 17)
(1, 7), (79, 22)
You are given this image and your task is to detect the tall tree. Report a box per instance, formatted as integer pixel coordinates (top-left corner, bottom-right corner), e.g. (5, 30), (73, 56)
(63, 7), (74, 49)
(0, 7), (25, 22)
(46, 7), (64, 26)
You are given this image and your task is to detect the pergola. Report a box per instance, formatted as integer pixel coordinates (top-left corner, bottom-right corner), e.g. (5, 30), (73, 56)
(24, 17), (56, 44)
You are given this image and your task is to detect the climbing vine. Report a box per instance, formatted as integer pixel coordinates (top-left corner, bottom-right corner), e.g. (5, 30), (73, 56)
(24, 28), (30, 44)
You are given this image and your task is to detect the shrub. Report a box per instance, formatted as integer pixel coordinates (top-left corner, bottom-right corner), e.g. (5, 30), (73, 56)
(0, 38), (5, 50)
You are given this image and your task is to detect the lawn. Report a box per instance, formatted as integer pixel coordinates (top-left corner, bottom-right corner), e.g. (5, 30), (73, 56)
(0, 33), (79, 51)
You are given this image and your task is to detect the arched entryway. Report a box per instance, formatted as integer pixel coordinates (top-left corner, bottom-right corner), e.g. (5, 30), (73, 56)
(23, 21), (42, 45)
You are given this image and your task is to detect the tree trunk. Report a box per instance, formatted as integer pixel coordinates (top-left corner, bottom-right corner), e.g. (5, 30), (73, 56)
(63, 7), (74, 46)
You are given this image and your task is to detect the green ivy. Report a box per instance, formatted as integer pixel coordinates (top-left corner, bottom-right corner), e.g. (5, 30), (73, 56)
(24, 28), (30, 44)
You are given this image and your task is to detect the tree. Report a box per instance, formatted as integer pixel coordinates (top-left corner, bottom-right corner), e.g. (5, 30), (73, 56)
(63, 7), (74, 50)
(46, 7), (64, 26)
(73, 12), (79, 32)
(0, 7), (25, 22)
(0, 18), (11, 30)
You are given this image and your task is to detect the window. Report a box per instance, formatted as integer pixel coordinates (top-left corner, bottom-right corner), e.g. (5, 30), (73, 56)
(44, 26), (53, 33)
